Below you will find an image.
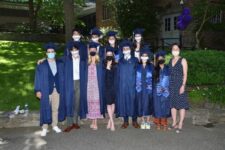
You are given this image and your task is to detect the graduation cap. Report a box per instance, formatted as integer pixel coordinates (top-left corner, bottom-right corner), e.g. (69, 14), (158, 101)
(90, 27), (103, 36)
(156, 50), (167, 58)
(105, 46), (115, 53)
(140, 45), (152, 56)
(88, 42), (99, 49)
(119, 39), (132, 49)
(44, 42), (57, 51)
(133, 28), (145, 35)
(106, 31), (118, 37)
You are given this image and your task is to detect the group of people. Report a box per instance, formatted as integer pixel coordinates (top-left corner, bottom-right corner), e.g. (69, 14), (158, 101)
(34, 27), (189, 137)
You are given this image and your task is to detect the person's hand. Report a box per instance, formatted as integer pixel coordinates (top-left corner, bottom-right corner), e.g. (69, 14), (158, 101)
(37, 58), (46, 65)
(36, 92), (42, 100)
(107, 61), (112, 70)
(179, 85), (185, 94)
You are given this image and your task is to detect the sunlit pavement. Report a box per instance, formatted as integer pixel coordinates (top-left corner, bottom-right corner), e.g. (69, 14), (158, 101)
(0, 118), (225, 150)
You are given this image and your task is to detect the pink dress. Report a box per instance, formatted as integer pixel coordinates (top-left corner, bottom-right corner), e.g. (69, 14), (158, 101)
(87, 63), (103, 119)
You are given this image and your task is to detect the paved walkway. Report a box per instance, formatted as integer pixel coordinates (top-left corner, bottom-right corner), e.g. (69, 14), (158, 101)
(0, 118), (225, 150)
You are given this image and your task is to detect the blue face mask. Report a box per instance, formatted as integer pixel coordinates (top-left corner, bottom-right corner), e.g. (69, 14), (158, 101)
(47, 53), (55, 59)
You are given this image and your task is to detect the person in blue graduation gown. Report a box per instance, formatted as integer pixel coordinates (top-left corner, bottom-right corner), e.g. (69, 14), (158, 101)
(153, 50), (170, 131)
(34, 43), (65, 137)
(132, 28), (147, 60)
(116, 39), (140, 129)
(136, 45), (154, 130)
(106, 31), (120, 62)
(83, 42), (105, 130)
(63, 41), (87, 132)
(89, 27), (105, 59)
(64, 28), (87, 61)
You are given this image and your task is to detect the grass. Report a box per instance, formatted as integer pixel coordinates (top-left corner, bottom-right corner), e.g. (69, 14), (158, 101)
(0, 41), (225, 111)
(0, 41), (64, 111)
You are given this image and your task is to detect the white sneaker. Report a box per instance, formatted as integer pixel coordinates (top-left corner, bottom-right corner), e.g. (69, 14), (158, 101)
(145, 123), (151, 130)
(141, 122), (146, 129)
(40, 129), (48, 137)
(52, 126), (62, 133)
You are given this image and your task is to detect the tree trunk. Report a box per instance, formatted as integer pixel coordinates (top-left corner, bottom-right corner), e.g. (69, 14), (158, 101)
(64, 0), (75, 42)
(28, 0), (42, 32)
(28, 0), (36, 32)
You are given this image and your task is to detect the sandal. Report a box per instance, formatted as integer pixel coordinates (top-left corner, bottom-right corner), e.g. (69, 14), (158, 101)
(168, 124), (178, 130)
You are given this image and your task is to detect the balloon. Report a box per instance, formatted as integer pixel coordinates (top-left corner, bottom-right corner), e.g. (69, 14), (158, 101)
(177, 7), (192, 31)
(182, 7), (191, 15)
(183, 15), (192, 24)
(177, 21), (185, 30)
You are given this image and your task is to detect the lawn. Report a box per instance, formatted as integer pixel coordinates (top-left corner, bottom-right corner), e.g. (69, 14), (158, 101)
(0, 41), (64, 111)
(0, 41), (225, 111)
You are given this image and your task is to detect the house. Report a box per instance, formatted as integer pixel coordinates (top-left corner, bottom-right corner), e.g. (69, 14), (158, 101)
(95, 0), (225, 50)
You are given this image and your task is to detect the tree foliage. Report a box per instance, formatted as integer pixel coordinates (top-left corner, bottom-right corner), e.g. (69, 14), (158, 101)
(106, 0), (161, 37)
(192, 0), (225, 48)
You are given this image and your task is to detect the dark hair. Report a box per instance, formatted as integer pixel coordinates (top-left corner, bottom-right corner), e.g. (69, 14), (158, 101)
(154, 56), (165, 83)
(104, 56), (116, 68)
(171, 43), (181, 50)
(139, 57), (151, 65)
(154, 63), (160, 83)
(72, 28), (82, 34)
(70, 43), (79, 51)
(133, 40), (145, 50)
(107, 37), (118, 48)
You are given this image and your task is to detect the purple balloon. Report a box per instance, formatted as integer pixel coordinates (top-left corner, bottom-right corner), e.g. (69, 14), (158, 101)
(183, 15), (192, 24)
(182, 7), (191, 15)
(177, 7), (192, 31)
(177, 21), (186, 30)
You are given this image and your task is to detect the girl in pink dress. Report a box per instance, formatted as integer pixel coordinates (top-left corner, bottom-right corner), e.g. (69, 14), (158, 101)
(86, 42), (104, 130)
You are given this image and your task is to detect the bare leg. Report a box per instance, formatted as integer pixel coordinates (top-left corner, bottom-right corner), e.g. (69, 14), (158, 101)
(171, 108), (177, 127)
(178, 109), (185, 129)
(146, 116), (150, 123)
(107, 105), (112, 129)
(90, 119), (94, 129)
(110, 104), (115, 131)
(95, 119), (98, 130)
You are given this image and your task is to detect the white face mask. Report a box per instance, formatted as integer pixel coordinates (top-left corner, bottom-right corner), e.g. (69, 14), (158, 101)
(72, 35), (81, 41)
(123, 50), (131, 55)
(172, 50), (180, 57)
(135, 36), (142, 43)
(108, 39), (115, 45)
(92, 37), (99, 43)
(71, 51), (79, 57)
(141, 56), (149, 62)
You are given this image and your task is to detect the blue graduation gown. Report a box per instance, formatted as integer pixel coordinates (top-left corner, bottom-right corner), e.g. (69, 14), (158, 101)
(136, 64), (154, 117)
(153, 65), (171, 118)
(64, 40), (88, 61)
(98, 45), (105, 59)
(81, 61), (106, 119)
(34, 60), (66, 126)
(116, 56), (138, 117)
(63, 54), (87, 118)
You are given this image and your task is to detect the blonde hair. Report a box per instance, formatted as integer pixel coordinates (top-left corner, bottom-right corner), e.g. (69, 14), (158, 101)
(88, 53), (100, 65)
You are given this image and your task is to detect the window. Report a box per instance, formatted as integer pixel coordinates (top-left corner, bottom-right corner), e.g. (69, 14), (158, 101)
(102, 5), (111, 21)
(165, 18), (171, 32)
(211, 11), (223, 24)
(174, 16), (178, 30)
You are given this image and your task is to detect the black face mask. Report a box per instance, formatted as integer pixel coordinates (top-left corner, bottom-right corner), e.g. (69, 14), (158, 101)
(106, 56), (114, 61)
(158, 59), (165, 64)
(90, 51), (96, 56)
